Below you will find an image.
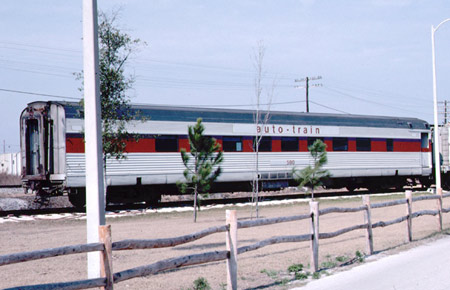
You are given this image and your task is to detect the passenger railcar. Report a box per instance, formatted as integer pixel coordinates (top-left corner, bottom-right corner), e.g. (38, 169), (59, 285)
(20, 101), (432, 207)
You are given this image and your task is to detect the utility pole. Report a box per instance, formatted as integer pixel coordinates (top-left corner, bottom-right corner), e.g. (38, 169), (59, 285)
(295, 76), (322, 112)
(83, 0), (105, 279)
(438, 100), (449, 124)
(444, 100), (447, 124)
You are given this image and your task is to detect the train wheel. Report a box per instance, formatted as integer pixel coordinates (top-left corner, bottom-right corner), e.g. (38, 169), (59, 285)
(367, 186), (382, 193)
(346, 185), (357, 193)
(145, 193), (162, 207)
(68, 188), (86, 208)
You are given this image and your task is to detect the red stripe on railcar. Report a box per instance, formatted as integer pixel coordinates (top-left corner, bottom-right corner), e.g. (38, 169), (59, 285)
(215, 139), (223, 151)
(124, 138), (156, 153)
(348, 139), (356, 152)
(324, 139), (333, 152)
(243, 139), (253, 152)
(299, 139), (308, 152)
(178, 138), (190, 152)
(272, 139), (281, 152)
(394, 140), (421, 152)
(371, 140), (386, 152)
(66, 135), (425, 154)
(66, 137), (85, 153)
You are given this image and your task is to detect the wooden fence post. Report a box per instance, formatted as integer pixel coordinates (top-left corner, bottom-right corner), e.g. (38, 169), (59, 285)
(405, 190), (412, 242)
(362, 196), (373, 255)
(437, 187), (443, 232)
(309, 201), (319, 272)
(226, 210), (237, 290)
(99, 225), (113, 290)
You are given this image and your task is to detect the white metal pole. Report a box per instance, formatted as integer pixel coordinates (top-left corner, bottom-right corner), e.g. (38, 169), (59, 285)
(431, 25), (442, 192)
(82, 0), (106, 278)
(431, 18), (450, 192)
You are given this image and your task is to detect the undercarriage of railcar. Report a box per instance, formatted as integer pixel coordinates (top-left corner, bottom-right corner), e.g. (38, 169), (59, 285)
(60, 174), (433, 208)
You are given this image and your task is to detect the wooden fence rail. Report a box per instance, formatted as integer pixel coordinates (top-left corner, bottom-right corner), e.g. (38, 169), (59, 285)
(112, 224), (229, 251)
(0, 243), (104, 267)
(2, 190), (450, 290)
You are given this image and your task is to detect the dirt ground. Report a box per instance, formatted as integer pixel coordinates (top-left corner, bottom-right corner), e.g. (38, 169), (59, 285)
(0, 191), (449, 290)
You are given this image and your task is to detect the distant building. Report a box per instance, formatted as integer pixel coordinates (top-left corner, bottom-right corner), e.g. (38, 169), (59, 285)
(0, 153), (21, 176)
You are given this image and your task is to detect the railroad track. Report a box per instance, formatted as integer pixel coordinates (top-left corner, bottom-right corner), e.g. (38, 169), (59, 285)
(0, 188), (402, 218)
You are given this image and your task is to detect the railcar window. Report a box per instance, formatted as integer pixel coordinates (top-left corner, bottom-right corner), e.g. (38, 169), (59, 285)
(356, 138), (371, 151)
(386, 139), (394, 152)
(333, 138), (348, 151)
(307, 137), (325, 148)
(223, 137), (243, 152)
(254, 136), (272, 152)
(281, 137), (299, 152)
(155, 135), (178, 152)
(421, 133), (429, 149)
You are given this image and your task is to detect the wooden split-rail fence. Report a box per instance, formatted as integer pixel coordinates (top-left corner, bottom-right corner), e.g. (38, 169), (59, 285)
(1, 190), (450, 290)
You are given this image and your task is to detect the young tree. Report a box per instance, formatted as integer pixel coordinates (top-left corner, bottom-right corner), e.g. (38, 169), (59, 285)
(74, 10), (145, 207)
(252, 41), (275, 219)
(97, 10), (144, 162)
(178, 118), (223, 222)
(77, 10), (145, 163)
(292, 139), (330, 200)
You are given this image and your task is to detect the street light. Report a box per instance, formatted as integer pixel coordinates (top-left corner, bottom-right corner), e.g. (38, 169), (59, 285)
(431, 18), (450, 194)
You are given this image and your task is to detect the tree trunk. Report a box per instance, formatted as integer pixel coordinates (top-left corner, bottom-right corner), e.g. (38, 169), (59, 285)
(193, 184), (198, 223)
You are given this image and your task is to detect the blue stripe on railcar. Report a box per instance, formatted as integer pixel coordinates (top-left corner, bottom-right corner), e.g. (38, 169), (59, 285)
(58, 101), (429, 130)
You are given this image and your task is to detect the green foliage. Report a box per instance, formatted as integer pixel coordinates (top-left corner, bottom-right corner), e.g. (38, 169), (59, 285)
(178, 118), (223, 222)
(294, 272), (309, 280)
(321, 260), (337, 269)
(336, 255), (349, 263)
(260, 269), (278, 279)
(98, 11), (145, 161)
(312, 272), (321, 279)
(192, 277), (211, 290)
(293, 139), (330, 199)
(279, 278), (290, 286)
(287, 263), (304, 273)
(356, 250), (365, 262)
(77, 10), (145, 162)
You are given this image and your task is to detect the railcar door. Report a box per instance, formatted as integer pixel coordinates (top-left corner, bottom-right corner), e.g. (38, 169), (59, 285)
(421, 132), (431, 170)
(25, 119), (42, 176)
(20, 103), (49, 180)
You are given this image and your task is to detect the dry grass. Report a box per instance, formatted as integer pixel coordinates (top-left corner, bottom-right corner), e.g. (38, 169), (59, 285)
(0, 192), (449, 289)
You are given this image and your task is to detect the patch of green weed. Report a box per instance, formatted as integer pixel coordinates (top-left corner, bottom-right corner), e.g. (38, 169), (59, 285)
(355, 250), (365, 263)
(287, 263), (304, 273)
(260, 269), (278, 279)
(192, 277), (211, 290)
(294, 272), (309, 280)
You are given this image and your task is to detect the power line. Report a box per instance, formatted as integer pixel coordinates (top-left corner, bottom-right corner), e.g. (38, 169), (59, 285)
(0, 88), (80, 100)
(309, 101), (349, 114)
(322, 85), (427, 115)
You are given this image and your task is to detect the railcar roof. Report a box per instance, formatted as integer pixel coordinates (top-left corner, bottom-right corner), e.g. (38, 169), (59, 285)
(44, 101), (430, 130)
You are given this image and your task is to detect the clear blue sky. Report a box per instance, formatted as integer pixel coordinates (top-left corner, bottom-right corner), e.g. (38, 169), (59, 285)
(1, 0), (450, 152)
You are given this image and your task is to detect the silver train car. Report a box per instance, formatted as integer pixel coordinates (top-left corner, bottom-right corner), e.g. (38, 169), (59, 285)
(20, 101), (432, 207)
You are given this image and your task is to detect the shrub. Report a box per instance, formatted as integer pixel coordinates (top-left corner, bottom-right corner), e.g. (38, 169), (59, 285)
(193, 277), (211, 290)
(287, 263), (304, 273)
(355, 250), (365, 263)
(336, 255), (349, 263)
(294, 272), (309, 280)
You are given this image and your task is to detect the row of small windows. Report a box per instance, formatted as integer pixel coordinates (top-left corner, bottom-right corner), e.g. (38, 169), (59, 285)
(152, 135), (413, 152)
(256, 137), (393, 152)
